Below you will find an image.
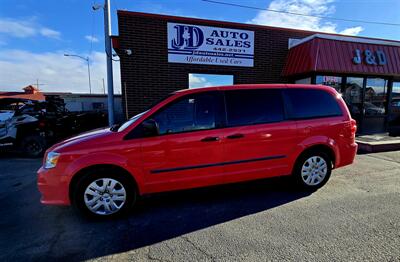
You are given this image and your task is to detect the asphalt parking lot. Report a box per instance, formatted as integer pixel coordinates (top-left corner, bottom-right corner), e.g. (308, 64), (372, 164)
(0, 152), (399, 261)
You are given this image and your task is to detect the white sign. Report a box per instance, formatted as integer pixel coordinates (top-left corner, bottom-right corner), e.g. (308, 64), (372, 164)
(167, 23), (254, 67)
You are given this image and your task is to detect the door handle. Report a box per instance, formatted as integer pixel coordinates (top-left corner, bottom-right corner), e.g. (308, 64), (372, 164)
(201, 136), (220, 142)
(226, 133), (245, 139)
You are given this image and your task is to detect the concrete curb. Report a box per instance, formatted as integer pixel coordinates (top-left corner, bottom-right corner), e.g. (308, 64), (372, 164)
(356, 139), (400, 153)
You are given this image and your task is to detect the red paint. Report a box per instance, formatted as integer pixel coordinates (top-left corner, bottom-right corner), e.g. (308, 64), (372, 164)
(283, 37), (400, 77)
(37, 84), (357, 206)
(110, 36), (120, 50)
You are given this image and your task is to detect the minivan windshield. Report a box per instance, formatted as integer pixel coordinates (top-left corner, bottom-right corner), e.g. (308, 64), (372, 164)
(117, 110), (148, 132)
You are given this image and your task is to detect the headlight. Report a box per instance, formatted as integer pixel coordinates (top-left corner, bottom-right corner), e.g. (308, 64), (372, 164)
(45, 152), (60, 169)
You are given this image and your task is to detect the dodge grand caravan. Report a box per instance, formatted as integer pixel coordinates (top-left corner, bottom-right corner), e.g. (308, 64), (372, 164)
(38, 84), (357, 217)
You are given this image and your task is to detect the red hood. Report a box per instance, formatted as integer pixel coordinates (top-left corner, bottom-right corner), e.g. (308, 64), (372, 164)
(49, 127), (115, 153)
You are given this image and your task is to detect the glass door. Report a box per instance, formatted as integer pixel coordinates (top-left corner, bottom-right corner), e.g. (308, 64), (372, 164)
(343, 77), (364, 131)
(388, 82), (400, 135)
(362, 78), (388, 134)
(343, 77), (388, 134)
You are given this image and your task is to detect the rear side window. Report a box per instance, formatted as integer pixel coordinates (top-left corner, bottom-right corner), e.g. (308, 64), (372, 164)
(285, 89), (342, 119)
(225, 89), (284, 127)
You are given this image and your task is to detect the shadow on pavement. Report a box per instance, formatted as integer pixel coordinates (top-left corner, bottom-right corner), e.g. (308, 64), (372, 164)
(0, 166), (311, 260)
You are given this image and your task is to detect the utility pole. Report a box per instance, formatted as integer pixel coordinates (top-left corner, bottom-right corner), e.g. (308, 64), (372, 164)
(34, 79), (46, 90)
(92, 0), (115, 125)
(102, 78), (106, 94)
(104, 0), (115, 126)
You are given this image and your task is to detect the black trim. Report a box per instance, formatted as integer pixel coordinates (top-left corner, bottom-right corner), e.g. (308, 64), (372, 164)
(150, 155), (286, 174)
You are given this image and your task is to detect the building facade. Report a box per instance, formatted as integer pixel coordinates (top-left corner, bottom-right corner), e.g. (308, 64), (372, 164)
(115, 11), (400, 134)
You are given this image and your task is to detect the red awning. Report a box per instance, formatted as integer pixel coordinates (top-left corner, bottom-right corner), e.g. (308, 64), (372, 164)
(282, 35), (400, 77)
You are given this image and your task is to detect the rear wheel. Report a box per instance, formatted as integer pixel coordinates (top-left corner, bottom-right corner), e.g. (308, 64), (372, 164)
(293, 151), (332, 190)
(74, 170), (136, 218)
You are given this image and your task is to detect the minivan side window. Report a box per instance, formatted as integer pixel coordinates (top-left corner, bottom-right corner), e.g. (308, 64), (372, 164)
(152, 92), (219, 135)
(225, 89), (284, 127)
(285, 89), (342, 119)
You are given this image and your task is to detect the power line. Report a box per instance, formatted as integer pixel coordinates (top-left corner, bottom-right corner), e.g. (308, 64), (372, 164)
(201, 0), (400, 27)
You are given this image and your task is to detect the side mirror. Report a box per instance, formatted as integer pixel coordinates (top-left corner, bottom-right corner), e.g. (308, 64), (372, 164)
(141, 119), (159, 137)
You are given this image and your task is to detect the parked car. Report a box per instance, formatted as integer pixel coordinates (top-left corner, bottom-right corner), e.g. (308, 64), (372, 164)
(0, 97), (108, 157)
(0, 98), (48, 157)
(37, 84), (358, 217)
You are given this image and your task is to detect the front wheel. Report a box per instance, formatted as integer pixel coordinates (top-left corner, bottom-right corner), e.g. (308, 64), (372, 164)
(293, 152), (332, 190)
(74, 172), (136, 217)
(21, 135), (46, 158)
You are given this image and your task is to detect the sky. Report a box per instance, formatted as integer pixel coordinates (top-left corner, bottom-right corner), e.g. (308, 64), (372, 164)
(1, 0), (400, 93)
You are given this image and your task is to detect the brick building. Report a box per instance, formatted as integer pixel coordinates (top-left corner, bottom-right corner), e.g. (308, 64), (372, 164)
(114, 11), (400, 134)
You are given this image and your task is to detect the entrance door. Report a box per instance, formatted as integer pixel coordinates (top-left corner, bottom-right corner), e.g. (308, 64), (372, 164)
(362, 78), (388, 133)
(388, 82), (400, 135)
(343, 77), (388, 134)
(343, 77), (364, 131)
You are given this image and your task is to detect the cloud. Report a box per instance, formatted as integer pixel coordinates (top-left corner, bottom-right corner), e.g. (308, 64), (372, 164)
(339, 26), (363, 36)
(0, 18), (36, 38)
(188, 74), (212, 88)
(0, 17), (61, 39)
(0, 49), (121, 94)
(85, 35), (99, 43)
(249, 0), (363, 36)
(40, 28), (61, 39)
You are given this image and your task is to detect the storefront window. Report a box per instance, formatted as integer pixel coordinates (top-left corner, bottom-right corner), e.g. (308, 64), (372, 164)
(295, 77), (311, 84)
(316, 75), (342, 92)
(343, 77), (363, 120)
(364, 78), (387, 116)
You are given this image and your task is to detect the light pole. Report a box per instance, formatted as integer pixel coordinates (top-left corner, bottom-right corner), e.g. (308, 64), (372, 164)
(93, 0), (115, 126)
(64, 54), (92, 94)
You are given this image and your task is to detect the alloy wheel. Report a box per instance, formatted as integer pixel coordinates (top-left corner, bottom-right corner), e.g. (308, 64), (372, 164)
(300, 156), (328, 186)
(83, 178), (127, 215)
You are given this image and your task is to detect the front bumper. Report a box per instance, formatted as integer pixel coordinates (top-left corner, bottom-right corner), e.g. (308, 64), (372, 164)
(37, 166), (71, 205)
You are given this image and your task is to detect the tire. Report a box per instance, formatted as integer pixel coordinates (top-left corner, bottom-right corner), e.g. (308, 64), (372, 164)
(73, 169), (136, 218)
(21, 135), (46, 158)
(292, 151), (332, 190)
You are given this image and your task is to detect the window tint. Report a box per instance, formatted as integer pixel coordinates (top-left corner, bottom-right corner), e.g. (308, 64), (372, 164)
(225, 89), (284, 127)
(152, 92), (218, 135)
(285, 89), (342, 119)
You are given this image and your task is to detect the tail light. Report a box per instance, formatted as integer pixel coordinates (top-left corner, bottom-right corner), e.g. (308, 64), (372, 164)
(350, 119), (357, 135)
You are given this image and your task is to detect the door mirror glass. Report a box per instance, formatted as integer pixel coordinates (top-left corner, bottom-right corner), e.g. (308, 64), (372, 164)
(141, 119), (159, 137)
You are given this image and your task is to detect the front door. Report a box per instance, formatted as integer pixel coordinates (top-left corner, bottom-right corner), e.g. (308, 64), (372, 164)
(388, 82), (400, 135)
(343, 77), (364, 131)
(219, 89), (296, 183)
(362, 78), (388, 133)
(343, 77), (388, 134)
(139, 91), (225, 193)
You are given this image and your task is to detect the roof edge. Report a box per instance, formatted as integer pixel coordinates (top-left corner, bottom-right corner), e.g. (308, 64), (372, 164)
(290, 33), (400, 49)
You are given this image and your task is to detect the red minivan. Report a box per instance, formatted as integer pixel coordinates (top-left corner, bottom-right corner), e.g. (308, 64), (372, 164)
(38, 84), (357, 217)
